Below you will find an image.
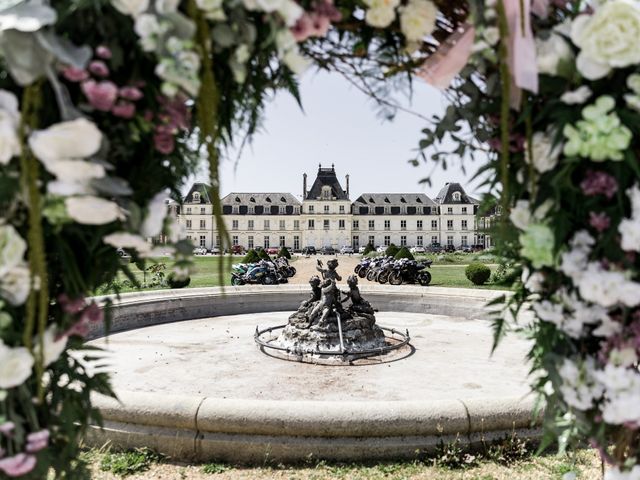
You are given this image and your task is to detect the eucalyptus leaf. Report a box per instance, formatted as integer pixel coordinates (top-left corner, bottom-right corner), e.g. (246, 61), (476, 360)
(0, 1), (56, 32)
(163, 12), (195, 39)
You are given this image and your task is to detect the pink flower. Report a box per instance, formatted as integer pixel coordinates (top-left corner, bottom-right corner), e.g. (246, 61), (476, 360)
(64, 319), (90, 338)
(0, 422), (15, 436)
(111, 101), (136, 119)
(119, 86), (143, 101)
(417, 25), (475, 89)
(96, 45), (112, 59)
(81, 80), (118, 111)
(589, 211), (611, 232)
(309, 13), (331, 37)
(82, 302), (103, 323)
(62, 66), (89, 82)
(314, 0), (341, 21)
(0, 454), (37, 477)
(154, 129), (175, 155)
(58, 294), (85, 315)
(580, 170), (618, 199)
(88, 60), (110, 77)
(291, 14), (314, 41)
(25, 430), (49, 453)
(158, 94), (191, 130)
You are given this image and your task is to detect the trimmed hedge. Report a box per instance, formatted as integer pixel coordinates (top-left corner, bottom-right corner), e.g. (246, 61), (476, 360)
(258, 248), (271, 261)
(394, 246), (415, 260)
(277, 246), (291, 259)
(465, 262), (491, 285)
(167, 273), (191, 289)
(363, 243), (375, 255)
(243, 249), (260, 263)
(385, 243), (400, 257)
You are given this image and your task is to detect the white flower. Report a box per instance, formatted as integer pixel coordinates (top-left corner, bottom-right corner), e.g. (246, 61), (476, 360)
(609, 347), (638, 367)
(560, 86), (592, 105)
(42, 159), (105, 184)
(0, 90), (20, 165)
(46, 180), (92, 197)
(196, 0), (223, 10)
(167, 218), (186, 243)
(559, 247), (589, 283)
(278, 0), (304, 26)
(593, 316), (622, 337)
(577, 263), (640, 308)
(0, 225), (26, 277)
(483, 27), (499, 46)
(0, 264), (31, 306)
(363, 0), (398, 28)
(141, 192), (168, 238)
(283, 48), (311, 74)
(527, 131), (562, 173)
(619, 218), (640, 252)
(245, 0), (283, 12)
(155, 0), (179, 13)
(594, 364), (640, 425)
(103, 232), (152, 255)
(533, 299), (564, 325)
(399, 0), (437, 43)
(510, 200), (532, 230)
(558, 357), (603, 410)
(35, 325), (67, 367)
(177, 50), (201, 73)
(522, 267), (545, 293)
(571, 1), (640, 80)
(111, 0), (149, 17)
(604, 466), (640, 480)
(571, 230), (595, 250)
(134, 13), (161, 39)
(28, 118), (102, 167)
(536, 33), (574, 76)
(0, 341), (33, 389)
(65, 196), (124, 225)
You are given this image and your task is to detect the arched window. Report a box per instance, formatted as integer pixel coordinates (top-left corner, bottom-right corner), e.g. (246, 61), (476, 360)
(452, 192), (461, 201)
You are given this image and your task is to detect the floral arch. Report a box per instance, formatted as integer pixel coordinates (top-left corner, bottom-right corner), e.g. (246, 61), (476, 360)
(0, 0), (638, 478)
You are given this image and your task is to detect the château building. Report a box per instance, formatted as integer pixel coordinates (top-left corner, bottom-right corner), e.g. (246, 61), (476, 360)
(177, 164), (493, 250)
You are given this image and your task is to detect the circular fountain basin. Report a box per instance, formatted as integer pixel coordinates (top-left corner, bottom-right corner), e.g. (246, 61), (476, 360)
(85, 285), (537, 463)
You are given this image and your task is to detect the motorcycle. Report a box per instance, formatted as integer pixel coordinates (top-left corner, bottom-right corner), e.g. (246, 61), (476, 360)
(388, 259), (432, 286)
(230, 260), (282, 285)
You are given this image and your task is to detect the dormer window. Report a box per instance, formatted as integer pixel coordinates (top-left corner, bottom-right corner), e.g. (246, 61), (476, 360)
(400, 197), (406, 203)
(384, 197), (390, 203)
(321, 186), (331, 199)
(250, 197), (255, 202)
(192, 192), (200, 202)
(235, 196), (241, 202)
(416, 197), (422, 203)
(452, 192), (461, 201)
(266, 196), (272, 202)
(369, 197), (374, 203)
(281, 196), (286, 203)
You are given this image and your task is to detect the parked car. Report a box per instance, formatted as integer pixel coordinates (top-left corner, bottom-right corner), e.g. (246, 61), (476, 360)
(230, 244), (245, 255)
(210, 246), (221, 255)
(193, 246), (207, 255)
(340, 245), (354, 255)
(459, 246), (472, 253)
(358, 246), (367, 254)
(410, 246), (426, 254)
(444, 245), (456, 253)
(301, 246), (317, 255)
(376, 246), (386, 253)
(321, 246), (337, 255)
(266, 246), (279, 255)
(428, 243), (443, 253)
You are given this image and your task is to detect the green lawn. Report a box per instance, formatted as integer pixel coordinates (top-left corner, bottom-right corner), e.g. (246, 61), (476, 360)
(428, 265), (506, 290)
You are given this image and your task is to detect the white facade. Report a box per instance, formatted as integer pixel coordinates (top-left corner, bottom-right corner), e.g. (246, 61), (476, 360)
(178, 168), (493, 250)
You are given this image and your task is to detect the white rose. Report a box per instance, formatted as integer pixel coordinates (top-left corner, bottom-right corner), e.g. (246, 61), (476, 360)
(278, 0), (304, 26)
(527, 131), (562, 173)
(42, 159), (105, 184)
(28, 118), (102, 166)
(399, 0), (437, 42)
(0, 225), (26, 277)
(0, 341), (33, 389)
(609, 347), (638, 367)
(112, 0), (149, 17)
(275, 29), (296, 55)
(0, 264), (31, 306)
(619, 218), (640, 252)
(536, 33), (574, 76)
(35, 325), (68, 367)
(177, 50), (201, 72)
(0, 120), (20, 165)
(0, 90), (20, 128)
(134, 13), (161, 39)
(141, 192), (168, 238)
(103, 232), (152, 255)
(155, 0), (179, 13)
(483, 26), (500, 46)
(65, 196), (124, 225)
(510, 200), (532, 230)
(283, 49), (311, 74)
(365, 6), (396, 28)
(46, 180), (93, 197)
(560, 86), (592, 105)
(571, 1), (640, 80)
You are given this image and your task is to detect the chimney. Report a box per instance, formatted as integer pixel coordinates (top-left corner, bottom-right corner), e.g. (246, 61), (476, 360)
(345, 174), (350, 198)
(303, 173), (307, 199)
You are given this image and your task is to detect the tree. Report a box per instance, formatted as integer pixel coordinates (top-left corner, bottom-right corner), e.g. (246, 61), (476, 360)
(258, 248), (272, 261)
(394, 247), (414, 260)
(385, 243), (400, 257)
(243, 249), (260, 263)
(277, 246), (291, 259)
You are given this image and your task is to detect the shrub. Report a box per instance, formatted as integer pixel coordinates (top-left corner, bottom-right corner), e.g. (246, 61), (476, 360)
(258, 248), (271, 261)
(243, 249), (260, 263)
(363, 243), (375, 255)
(465, 262), (491, 285)
(277, 246), (291, 259)
(167, 273), (191, 289)
(394, 246), (414, 260)
(100, 448), (161, 476)
(385, 243), (400, 257)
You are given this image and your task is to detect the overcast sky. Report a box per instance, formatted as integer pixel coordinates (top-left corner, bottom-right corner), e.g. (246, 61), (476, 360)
(191, 69), (485, 201)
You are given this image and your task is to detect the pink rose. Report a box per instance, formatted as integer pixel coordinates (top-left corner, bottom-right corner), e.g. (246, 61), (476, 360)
(292, 14), (314, 41)
(62, 66), (89, 82)
(309, 13), (331, 37)
(81, 80), (118, 111)
(589, 211), (611, 233)
(154, 129), (175, 154)
(82, 302), (103, 323)
(88, 60), (110, 77)
(58, 294), (85, 315)
(0, 422), (15, 436)
(581, 170), (618, 199)
(0, 454), (37, 477)
(96, 45), (112, 59)
(119, 86), (143, 101)
(112, 101), (136, 119)
(25, 430), (49, 453)
(64, 319), (90, 338)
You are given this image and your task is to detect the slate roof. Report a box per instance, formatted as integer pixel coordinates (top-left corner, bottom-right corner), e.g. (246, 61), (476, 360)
(434, 183), (479, 204)
(221, 192), (301, 206)
(305, 165), (349, 200)
(183, 183), (212, 204)
(353, 193), (437, 207)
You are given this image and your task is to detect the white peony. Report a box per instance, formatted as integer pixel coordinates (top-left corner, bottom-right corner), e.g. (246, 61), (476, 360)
(399, 0), (437, 43)
(0, 264), (31, 306)
(134, 13), (162, 39)
(278, 0), (304, 27)
(560, 86), (592, 105)
(0, 90), (21, 165)
(0, 341), (33, 389)
(35, 325), (67, 367)
(609, 347), (638, 367)
(283, 49), (311, 74)
(103, 232), (152, 255)
(366, 7), (396, 28)
(141, 192), (168, 238)
(0, 225), (26, 277)
(619, 218), (640, 252)
(510, 200), (532, 230)
(527, 131), (562, 173)
(65, 196), (124, 225)
(594, 364), (640, 425)
(28, 118), (102, 166)
(571, 1), (640, 80)
(41, 159), (105, 184)
(155, 0), (179, 13)
(46, 180), (93, 197)
(111, 0), (149, 17)
(536, 32), (574, 76)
